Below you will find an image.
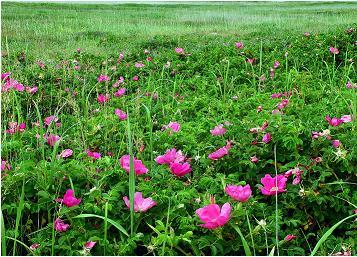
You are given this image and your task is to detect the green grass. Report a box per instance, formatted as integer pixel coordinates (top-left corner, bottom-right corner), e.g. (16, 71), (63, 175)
(1, 1), (356, 256)
(2, 2), (357, 59)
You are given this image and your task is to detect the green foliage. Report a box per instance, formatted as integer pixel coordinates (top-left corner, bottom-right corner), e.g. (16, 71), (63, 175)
(1, 1), (356, 256)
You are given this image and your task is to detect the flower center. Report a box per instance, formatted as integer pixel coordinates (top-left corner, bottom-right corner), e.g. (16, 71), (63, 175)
(270, 187), (278, 192)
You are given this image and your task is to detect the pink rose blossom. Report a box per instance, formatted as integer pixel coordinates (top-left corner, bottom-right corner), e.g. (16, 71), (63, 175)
(273, 61), (280, 69)
(235, 42), (244, 49)
(329, 47), (339, 55)
(284, 234), (297, 242)
(117, 53), (124, 63)
(155, 148), (185, 165)
(114, 88), (126, 97)
(135, 62), (145, 68)
(58, 149), (73, 159)
(114, 108), (127, 120)
(30, 244), (40, 250)
(46, 134), (61, 146)
(225, 184), (252, 202)
(210, 124), (227, 136)
(208, 141), (232, 160)
(163, 121), (181, 133)
(250, 156), (259, 163)
(340, 115), (352, 123)
(332, 140), (341, 148)
(169, 162), (192, 177)
(97, 94), (110, 104)
(87, 150), (101, 159)
(113, 76), (125, 88)
(97, 74), (110, 82)
(120, 155), (148, 175)
(196, 203), (231, 229)
(54, 218), (70, 232)
(260, 174), (287, 196)
(262, 133), (272, 144)
(84, 241), (96, 249)
(56, 189), (81, 207)
(77, 48), (81, 54)
(123, 192), (156, 212)
(1, 160), (11, 171)
(325, 116), (343, 127)
(26, 86), (38, 94)
(132, 75), (139, 81)
(175, 47), (184, 54)
(44, 116), (58, 126)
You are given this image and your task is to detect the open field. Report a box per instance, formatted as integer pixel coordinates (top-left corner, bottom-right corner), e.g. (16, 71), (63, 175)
(1, 1), (357, 256)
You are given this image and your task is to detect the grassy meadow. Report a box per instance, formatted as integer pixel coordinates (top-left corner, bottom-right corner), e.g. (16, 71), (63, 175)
(1, 1), (357, 256)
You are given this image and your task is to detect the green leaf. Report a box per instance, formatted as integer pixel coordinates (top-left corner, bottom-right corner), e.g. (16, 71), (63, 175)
(310, 213), (356, 256)
(73, 213), (129, 237)
(232, 224), (252, 256)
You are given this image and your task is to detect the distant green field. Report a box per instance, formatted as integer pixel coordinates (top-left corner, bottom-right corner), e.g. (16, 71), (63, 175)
(2, 1), (357, 59)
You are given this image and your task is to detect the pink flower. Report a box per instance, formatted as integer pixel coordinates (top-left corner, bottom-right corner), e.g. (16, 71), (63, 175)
(84, 241), (96, 249)
(74, 65), (80, 71)
(235, 42), (244, 49)
(246, 58), (256, 64)
(54, 218), (70, 232)
(225, 185), (252, 202)
(262, 133), (272, 144)
(169, 162), (192, 177)
(6, 122), (26, 134)
(29, 244), (40, 250)
(163, 121), (181, 133)
(270, 68), (275, 80)
(58, 149), (73, 158)
(113, 76), (125, 87)
(208, 141), (232, 160)
(87, 150), (101, 159)
(332, 140), (341, 148)
(196, 203), (231, 229)
(132, 75), (139, 81)
(260, 174), (287, 196)
(123, 192), (156, 212)
(155, 148), (185, 165)
(147, 57), (153, 62)
(1, 160), (11, 171)
(329, 47), (339, 55)
(304, 32), (311, 37)
(210, 124), (227, 136)
(120, 155), (148, 175)
(257, 105), (263, 112)
(56, 189), (81, 207)
(114, 108), (127, 120)
(117, 53), (124, 63)
(284, 234), (297, 242)
(273, 61), (280, 69)
(340, 115), (352, 123)
(26, 86), (38, 94)
(46, 134), (61, 146)
(77, 48), (81, 54)
(44, 116), (58, 126)
(114, 88), (126, 98)
(175, 48), (184, 54)
(250, 156), (259, 163)
(325, 116), (343, 127)
(135, 62), (145, 68)
(97, 94), (110, 104)
(97, 74), (110, 82)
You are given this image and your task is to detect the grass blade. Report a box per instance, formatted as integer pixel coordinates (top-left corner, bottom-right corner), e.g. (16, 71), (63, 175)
(310, 213), (356, 256)
(126, 108), (135, 237)
(13, 178), (25, 256)
(232, 224), (252, 256)
(1, 210), (6, 256)
(73, 213), (129, 237)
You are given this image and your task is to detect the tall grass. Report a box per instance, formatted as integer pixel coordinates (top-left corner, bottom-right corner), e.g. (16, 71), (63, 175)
(126, 108), (136, 237)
